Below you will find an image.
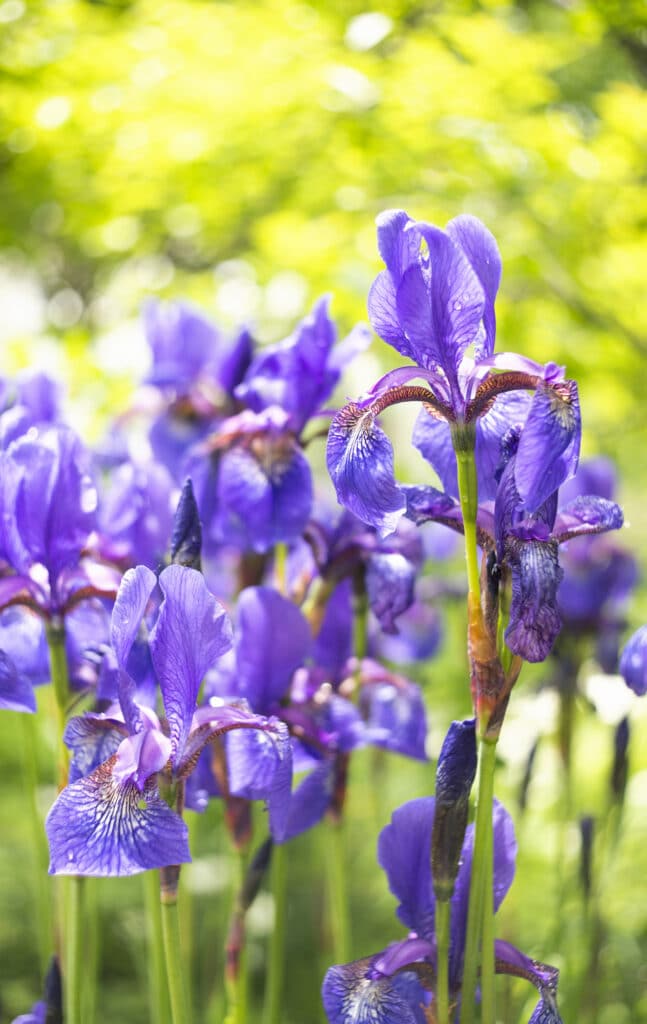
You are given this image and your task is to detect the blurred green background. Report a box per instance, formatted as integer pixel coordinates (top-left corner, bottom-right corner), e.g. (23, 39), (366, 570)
(1, 0), (646, 1021)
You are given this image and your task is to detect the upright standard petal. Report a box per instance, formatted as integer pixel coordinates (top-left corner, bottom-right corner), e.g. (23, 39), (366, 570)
(322, 955), (429, 1024)
(150, 565), (233, 759)
(446, 215), (501, 357)
(377, 797), (435, 939)
(327, 404), (406, 536)
(397, 222), (484, 390)
(46, 756), (190, 876)
(514, 381), (581, 513)
(235, 586), (311, 713)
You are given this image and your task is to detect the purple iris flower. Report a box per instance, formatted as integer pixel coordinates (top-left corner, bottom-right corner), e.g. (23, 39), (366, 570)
(405, 420), (623, 663)
(0, 426), (120, 712)
(322, 797), (563, 1023)
(0, 370), (61, 449)
(187, 298), (370, 554)
(301, 508), (424, 637)
(143, 299), (253, 478)
(619, 625), (647, 696)
(327, 211), (580, 537)
(555, 458), (638, 671)
(11, 1004), (46, 1024)
(95, 458), (177, 570)
(203, 584), (427, 840)
(46, 564), (291, 875)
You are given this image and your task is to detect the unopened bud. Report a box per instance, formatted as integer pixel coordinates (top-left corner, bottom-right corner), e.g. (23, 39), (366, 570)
(610, 716), (630, 805)
(171, 477), (202, 570)
(432, 719), (477, 901)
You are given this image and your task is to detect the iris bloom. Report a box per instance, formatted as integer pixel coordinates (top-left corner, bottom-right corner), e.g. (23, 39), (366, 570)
(0, 426), (119, 712)
(187, 297), (370, 554)
(322, 797), (563, 1023)
(202, 584), (427, 840)
(406, 423), (623, 663)
(46, 564), (291, 875)
(327, 211), (580, 537)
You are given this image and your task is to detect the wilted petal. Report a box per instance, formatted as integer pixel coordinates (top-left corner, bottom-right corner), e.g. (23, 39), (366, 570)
(46, 756), (190, 876)
(505, 539), (563, 663)
(322, 954), (429, 1024)
(327, 404), (406, 536)
(366, 553), (416, 634)
(619, 625), (647, 696)
(446, 215), (501, 357)
(377, 797), (435, 938)
(217, 441), (313, 552)
(515, 382), (581, 512)
(150, 565), (233, 760)
(552, 495), (623, 543)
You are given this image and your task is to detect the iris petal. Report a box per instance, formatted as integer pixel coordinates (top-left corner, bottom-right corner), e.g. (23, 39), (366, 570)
(377, 797), (435, 939)
(504, 539), (563, 663)
(327, 404), (406, 537)
(46, 755), (190, 876)
(322, 954), (429, 1024)
(150, 565), (233, 760)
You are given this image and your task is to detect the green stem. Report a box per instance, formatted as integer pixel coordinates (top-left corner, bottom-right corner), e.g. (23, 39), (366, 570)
(480, 803), (496, 1024)
(81, 878), (99, 1024)
(161, 894), (190, 1024)
(435, 898), (450, 1024)
(144, 871), (171, 1024)
(46, 623), (71, 790)
(459, 738), (497, 1024)
(225, 847), (250, 1024)
(263, 841), (288, 1024)
(326, 820), (350, 963)
(65, 877), (84, 1024)
(20, 712), (53, 978)
(454, 439), (480, 600)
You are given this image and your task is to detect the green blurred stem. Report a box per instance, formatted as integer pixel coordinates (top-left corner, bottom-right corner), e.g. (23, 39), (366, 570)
(144, 871), (171, 1024)
(20, 712), (53, 978)
(263, 841), (288, 1024)
(274, 542), (288, 596)
(46, 623), (71, 788)
(65, 877), (85, 1024)
(352, 577), (368, 662)
(161, 894), (190, 1024)
(326, 820), (350, 964)
(47, 624), (87, 1024)
(225, 847), (250, 1024)
(459, 738), (497, 1024)
(435, 899), (450, 1024)
(480, 800), (496, 1024)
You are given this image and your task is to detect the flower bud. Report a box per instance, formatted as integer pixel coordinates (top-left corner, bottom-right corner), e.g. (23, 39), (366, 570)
(432, 718), (477, 901)
(171, 477), (202, 570)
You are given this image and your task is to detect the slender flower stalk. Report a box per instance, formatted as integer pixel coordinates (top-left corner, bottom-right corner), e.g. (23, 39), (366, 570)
(460, 739), (497, 1024)
(435, 898), (450, 1024)
(225, 847), (251, 1024)
(160, 884), (190, 1024)
(46, 624), (88, 1024)
(144, 870), (171, 1024)
(263, 841), (288, 1024)
(325, 821), (350, 965)
(20, 712), (53, 978)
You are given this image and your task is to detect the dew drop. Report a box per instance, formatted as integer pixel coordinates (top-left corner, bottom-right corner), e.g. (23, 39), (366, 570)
(67, 849), (75, 862)
(453, 300), (462, 311)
